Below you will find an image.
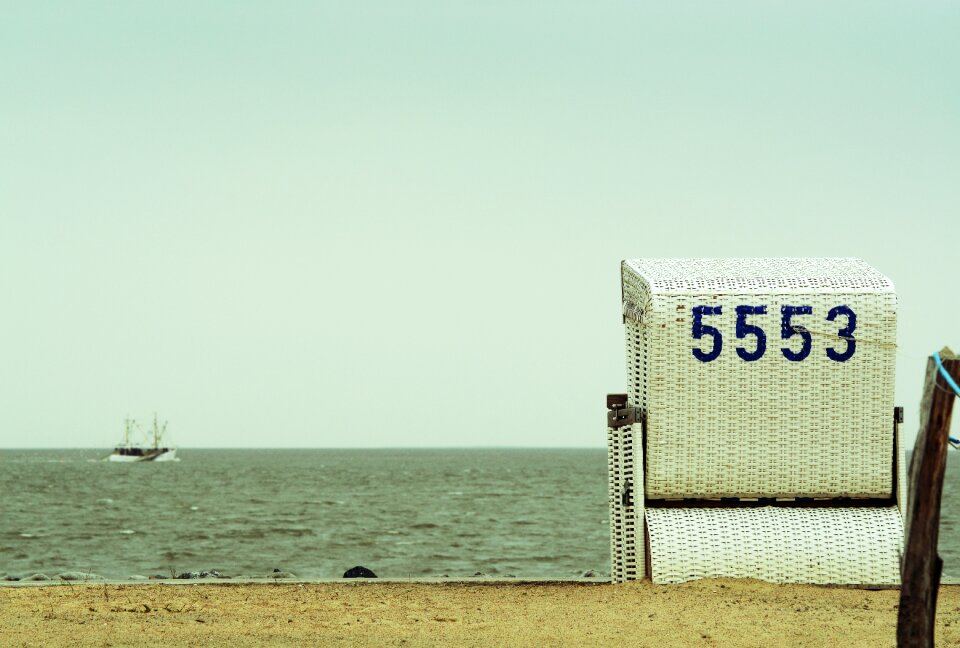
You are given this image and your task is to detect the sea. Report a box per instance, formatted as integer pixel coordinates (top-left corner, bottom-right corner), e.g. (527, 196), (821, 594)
(2, 448), (960, 581)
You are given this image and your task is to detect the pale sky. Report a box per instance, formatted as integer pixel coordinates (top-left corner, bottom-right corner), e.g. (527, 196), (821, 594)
(1, 2), (958, 448)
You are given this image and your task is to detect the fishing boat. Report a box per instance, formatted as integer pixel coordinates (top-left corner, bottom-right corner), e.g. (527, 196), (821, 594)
(107, 415), (178, 462)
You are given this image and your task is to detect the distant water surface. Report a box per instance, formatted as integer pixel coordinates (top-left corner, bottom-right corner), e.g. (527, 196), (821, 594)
(0, 449), (608, 579)
(2, 448), (959, 580)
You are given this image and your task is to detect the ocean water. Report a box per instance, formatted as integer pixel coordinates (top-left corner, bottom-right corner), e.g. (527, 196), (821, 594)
(0, 449), (609, 580)
(2, 448), (960, 581)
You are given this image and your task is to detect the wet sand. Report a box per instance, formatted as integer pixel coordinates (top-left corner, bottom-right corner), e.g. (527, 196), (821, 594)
(2, 579), (959, 647)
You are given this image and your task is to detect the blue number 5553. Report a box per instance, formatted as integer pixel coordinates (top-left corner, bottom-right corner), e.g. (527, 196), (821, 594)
(691, 304), (858, 363)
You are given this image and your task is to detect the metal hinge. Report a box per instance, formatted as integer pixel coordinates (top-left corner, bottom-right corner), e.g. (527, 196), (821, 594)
(621, 479), (633, 507)
(607, 393), (642, 429)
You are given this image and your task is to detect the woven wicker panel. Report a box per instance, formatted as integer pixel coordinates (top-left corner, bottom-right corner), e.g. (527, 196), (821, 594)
(645, 506), (903, 585)
(607, 424), (624, 581)
(607, 421), (645, 582)
(623, 258), (897, 499)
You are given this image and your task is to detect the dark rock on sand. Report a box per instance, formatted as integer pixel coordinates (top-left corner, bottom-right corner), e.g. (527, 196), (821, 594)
(269, 568), (297, 579)
(581, 570), (598, 578)
(2, 575), (20, 582)
(343, 566), (377, 579)
(176, 570), (225, 579)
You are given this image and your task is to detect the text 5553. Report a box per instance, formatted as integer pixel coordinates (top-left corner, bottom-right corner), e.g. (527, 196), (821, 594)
(691, 305), (856, 363)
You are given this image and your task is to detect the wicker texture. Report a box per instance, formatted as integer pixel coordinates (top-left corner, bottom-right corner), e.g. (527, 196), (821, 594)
(607, 421), (644, 581)
(607, 424), (624, 580)
(645, 506), (903, 585)
(622, 258), (897, 499)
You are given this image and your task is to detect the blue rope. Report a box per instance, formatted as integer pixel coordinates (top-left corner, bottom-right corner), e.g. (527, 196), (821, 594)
(935, 352), (960, 397)
(933, 352), (960, 448)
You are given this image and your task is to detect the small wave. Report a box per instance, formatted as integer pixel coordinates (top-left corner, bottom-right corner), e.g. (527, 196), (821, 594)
(190, 506), (199, 511)
(350, 539), (374, 548)
(410, 523), (439, 530)
(528, 555), (576, 562)
(119, 529), (136, 535)
(271, 527), (315, 537)
(221, 529), (265, 539)
(161, 550), (197, 560)
(19, 533), (36, 539)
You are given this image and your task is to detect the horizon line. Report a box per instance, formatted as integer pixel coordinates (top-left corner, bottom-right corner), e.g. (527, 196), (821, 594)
(0, 445), (608, 451)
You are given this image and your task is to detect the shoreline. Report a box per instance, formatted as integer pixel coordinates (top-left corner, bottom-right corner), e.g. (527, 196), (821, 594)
(4, 579), (960, 647)
(6, 574), (960, 587)
(0, 576), (610, 587)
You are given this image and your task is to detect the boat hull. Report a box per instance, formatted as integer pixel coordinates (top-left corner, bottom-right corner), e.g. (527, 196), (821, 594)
(107, 449), (178, 462)
(152, 449), (178, 462)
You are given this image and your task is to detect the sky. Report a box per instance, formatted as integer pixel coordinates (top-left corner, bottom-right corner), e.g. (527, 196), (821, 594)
(1, 1), (958, 448)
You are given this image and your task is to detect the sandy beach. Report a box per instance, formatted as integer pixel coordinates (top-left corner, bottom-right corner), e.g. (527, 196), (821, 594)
(3, 579), (959, 647)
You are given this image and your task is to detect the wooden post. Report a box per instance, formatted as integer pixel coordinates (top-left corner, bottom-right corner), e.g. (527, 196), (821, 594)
(898, 348), (960, 648)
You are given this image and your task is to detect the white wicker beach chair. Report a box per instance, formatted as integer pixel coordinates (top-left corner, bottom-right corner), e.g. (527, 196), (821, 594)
(608, 258), (904, 585)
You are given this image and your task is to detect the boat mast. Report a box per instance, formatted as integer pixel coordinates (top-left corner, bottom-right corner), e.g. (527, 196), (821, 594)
(153, 413), (159, 449)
